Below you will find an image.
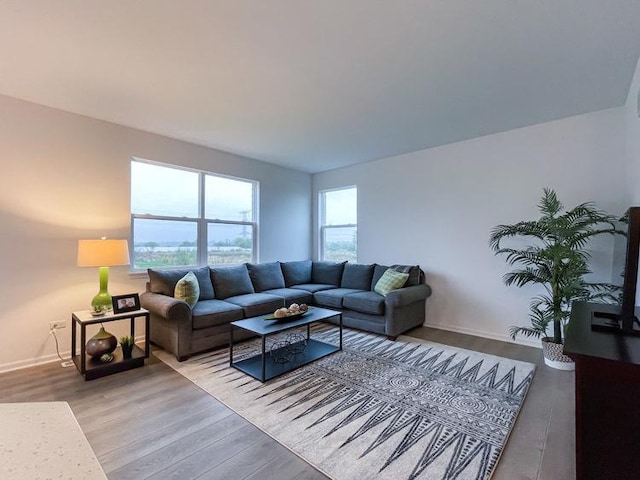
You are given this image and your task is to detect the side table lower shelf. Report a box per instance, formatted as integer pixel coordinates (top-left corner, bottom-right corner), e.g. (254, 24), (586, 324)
(72, 345), (146, 381)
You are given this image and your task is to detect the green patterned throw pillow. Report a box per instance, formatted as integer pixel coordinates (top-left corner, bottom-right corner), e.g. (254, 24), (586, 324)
(174, 271), (200, 308)
(374, 268), (409, 296)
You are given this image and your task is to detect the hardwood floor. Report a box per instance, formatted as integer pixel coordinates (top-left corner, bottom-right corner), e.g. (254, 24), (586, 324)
(0, 327), (574, 480)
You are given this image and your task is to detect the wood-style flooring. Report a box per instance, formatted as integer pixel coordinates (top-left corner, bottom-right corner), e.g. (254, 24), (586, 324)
(0, 327), (574, 480)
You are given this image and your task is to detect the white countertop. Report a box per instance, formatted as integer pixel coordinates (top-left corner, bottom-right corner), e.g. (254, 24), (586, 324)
(0, 402), (107, 479)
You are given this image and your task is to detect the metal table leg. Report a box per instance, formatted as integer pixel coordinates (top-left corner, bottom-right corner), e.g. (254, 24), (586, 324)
(261, 335), (266, 381)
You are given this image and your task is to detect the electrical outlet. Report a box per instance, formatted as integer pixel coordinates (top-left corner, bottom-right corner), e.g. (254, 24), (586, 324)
(49, 321), (67, 330)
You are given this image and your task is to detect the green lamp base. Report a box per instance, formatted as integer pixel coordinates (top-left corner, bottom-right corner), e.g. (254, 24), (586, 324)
(91, 266), (113, 311)
(91, 292), (113, 311)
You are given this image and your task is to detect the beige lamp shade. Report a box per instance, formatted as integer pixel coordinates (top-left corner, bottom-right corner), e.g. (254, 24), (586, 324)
(77, 239), (130, 267)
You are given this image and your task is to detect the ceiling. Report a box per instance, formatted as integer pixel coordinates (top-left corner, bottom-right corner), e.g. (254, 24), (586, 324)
(1, 1), (639, 173)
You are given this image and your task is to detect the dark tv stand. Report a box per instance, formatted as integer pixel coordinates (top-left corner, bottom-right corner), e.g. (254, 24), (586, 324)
(564, 302), (640, 480)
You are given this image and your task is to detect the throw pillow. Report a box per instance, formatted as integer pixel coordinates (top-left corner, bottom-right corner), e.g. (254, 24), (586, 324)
(390, 264), (421, 286)
(148, 266), (214, 300)
(174, 271), (200, 308)
(374, 269), (409, 296)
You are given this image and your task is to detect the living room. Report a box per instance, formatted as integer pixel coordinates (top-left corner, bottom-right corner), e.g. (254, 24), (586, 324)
(2, 2), (640, 479)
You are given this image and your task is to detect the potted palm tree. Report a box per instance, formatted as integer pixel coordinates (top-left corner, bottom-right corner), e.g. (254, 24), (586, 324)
(489, 188), (623, 370)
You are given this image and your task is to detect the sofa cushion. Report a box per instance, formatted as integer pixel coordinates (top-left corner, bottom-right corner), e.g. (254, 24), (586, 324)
(148, 266), (215, 300)
(374, 269), (410, 296)
(341, 263), (375, 290)
(312, 261), (347, 286)
(314, 288), (365, 309)
(281, 260), (312, 287)
(174, 272), (200, 308)
(210, 265), (255, 299)
(224, 293), (284, 317)
(390, 264), (422, 287)
(343, 291), (386, 315)
(291, 283), (336, 293)
(191, 299), (244, 330)
(247, 262), (286, 292)
(262, 288), (313, 306)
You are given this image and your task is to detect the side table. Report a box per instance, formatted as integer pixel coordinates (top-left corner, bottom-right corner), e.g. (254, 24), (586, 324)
(71, 308), (150, 381)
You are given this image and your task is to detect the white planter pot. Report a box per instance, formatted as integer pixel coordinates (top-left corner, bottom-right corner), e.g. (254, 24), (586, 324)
(541, 337), (575, 371)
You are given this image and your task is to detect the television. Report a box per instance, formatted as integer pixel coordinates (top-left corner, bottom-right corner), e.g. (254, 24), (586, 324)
(591, 206), (640, 335)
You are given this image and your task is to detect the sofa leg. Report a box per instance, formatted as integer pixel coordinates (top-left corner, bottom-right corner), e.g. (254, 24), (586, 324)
(387, 335), (397, 341)
(177, 355), (189, 362)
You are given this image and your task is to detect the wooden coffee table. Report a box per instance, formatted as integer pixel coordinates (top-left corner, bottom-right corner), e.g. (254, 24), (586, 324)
(229, 307), (342, 382)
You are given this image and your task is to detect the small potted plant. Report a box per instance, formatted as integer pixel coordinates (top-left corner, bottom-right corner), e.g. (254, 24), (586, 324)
(119, 335), (135, 359)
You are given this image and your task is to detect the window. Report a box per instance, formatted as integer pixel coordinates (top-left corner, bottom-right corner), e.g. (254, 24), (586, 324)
(131, 159), (257, 270)
(320, 186), (357, 262)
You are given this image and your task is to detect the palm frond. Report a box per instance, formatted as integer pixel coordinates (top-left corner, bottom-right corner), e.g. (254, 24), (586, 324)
(492, 187), (625, 345)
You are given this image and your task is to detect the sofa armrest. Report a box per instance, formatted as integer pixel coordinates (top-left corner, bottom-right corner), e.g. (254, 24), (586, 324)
(384, 284), (432, 308)
(140, 292), (192, 323)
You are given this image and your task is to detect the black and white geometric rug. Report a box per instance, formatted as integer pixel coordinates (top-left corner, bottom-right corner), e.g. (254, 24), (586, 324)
(155, 327), (535, 480)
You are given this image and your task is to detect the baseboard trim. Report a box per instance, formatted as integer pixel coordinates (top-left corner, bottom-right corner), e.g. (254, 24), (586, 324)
(0, 335), (147, 374)
(0, 352), (70, 374)
(422, 322), (542, 349)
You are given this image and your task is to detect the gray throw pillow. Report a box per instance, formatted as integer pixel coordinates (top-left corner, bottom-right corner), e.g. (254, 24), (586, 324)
(281, 260), (312, 286)
(210, 264), (255, 299)
(148, 266), (215, 300)
(247, 262), (286, 292)
(341, 263), (375, 290)
(312, 261), (347, 286)
(390, 264), (421, 286)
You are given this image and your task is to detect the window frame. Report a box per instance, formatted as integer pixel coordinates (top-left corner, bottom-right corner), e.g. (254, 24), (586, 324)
(130, 158), (258, 271)
(319, 186), (357, 262)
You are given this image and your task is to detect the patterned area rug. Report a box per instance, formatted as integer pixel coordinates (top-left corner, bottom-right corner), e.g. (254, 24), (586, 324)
(155, 327), (535, 480)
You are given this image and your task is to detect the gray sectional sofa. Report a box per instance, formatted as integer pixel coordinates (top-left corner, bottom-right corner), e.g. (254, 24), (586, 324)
(141, 260), (431, 361)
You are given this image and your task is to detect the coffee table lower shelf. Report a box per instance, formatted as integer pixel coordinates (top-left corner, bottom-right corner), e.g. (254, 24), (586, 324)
(232, 338), (339, 382)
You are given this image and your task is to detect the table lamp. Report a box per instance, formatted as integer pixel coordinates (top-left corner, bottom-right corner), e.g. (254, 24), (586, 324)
(77, 238), (130, 310)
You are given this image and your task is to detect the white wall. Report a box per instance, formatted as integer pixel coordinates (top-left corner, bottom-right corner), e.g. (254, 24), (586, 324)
(626, 56), (640, 203)
(0, 94), (311, 372)
(313, 108), (629, 346)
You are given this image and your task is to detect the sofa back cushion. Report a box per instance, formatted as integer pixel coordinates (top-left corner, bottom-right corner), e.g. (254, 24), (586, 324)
(371, 264), (389, 290)
(148, 266), (215, 300)
(247, 262), (286, 292)
(312, 261), (347, 286)
(341, 263), (375, 290)
(281, 260), (312, 286)
(210, 264), (255, 299)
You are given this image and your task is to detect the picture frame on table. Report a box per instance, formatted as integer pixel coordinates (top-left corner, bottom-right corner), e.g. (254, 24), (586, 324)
(112, 293), (140, 314)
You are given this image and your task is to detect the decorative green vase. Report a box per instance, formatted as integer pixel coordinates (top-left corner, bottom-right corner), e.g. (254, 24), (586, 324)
(86, 326), (117, 358)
